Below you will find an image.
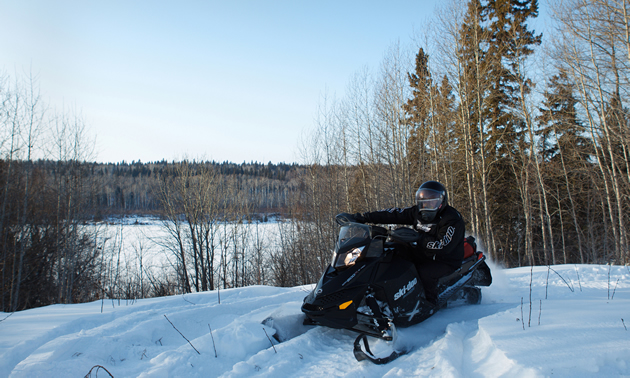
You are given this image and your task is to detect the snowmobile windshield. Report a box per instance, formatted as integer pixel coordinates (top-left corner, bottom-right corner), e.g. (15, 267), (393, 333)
(337, 223), (370, 247)
(416, 188), (443, 211)
(332, 223), (370, 269)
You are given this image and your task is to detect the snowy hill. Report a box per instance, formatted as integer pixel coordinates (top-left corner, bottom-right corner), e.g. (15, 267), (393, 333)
(1, 263), (629, 377)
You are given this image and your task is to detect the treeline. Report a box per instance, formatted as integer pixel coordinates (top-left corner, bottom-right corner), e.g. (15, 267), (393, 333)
(74, 160), (301, 216)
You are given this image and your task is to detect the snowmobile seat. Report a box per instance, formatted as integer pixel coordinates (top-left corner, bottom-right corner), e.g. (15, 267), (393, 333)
(435, 236), (482, 286)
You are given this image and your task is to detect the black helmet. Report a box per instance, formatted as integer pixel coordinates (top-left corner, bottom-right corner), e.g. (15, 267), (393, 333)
(415, 181), (447, 222)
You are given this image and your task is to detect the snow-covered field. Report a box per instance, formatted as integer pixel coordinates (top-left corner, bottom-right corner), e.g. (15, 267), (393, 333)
(1, 262), (629, 377)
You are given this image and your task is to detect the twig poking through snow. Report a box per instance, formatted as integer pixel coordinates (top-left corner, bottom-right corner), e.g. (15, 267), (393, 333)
(208, 324), (218, 358)
(574, 265), (582, 292)
(0, 312), (14, 323)
(182, 294), (195, 305)
(164, 315), (200, 354)
(84, 365), (114, 377)
(608, 264), (611, 300)
(530, 266), (534, 327)
(263, 327), (277, 353)
(548, 267), (574, 292)
(520, 297), (525, 330)
(545, 266), (549, 300)
(611, 278), (619, 300)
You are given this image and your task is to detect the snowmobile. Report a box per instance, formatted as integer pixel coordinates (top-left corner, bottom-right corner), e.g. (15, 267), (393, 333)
(300, 213), (492, 364)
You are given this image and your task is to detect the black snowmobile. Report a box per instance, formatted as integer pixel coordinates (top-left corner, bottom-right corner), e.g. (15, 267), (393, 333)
(300, 213), (492, 364)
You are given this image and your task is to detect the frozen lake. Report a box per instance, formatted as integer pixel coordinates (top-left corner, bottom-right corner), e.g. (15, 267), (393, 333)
(92, 216), (296, 298)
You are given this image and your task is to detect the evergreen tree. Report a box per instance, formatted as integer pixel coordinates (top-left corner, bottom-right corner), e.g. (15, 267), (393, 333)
(403, 47), (433, 189)
(482, 0), (542, 159)
(434, 74), (458, 189)
(537, 71), (590, 163)
(537, 70), (593, 263)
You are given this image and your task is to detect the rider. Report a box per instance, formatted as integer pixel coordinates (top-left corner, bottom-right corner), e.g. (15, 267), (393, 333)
(352, 180), (465, 306)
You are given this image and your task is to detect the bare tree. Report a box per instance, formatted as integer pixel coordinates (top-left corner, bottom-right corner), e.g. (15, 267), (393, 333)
(550, 0), (630, 263)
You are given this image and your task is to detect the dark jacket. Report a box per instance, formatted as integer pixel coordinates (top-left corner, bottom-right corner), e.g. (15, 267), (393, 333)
(362, 205), (465, 269)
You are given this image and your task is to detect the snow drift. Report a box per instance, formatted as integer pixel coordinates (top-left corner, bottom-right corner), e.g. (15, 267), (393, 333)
(1, 263), (629, 377)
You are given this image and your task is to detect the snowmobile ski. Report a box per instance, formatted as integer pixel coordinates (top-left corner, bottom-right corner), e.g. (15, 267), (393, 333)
(353, 333), (407, 364)
(262, 313), (311, 342)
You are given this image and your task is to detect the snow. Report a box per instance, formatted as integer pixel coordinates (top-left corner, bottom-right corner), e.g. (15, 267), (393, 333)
(1, 263), (629, 377)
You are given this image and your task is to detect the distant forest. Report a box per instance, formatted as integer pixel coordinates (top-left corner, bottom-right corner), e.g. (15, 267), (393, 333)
(2, 0), (630, 311)
(83, 160), (303, 218)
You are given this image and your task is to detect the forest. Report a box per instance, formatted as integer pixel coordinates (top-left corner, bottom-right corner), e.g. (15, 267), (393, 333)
(2, 0), (630, 311)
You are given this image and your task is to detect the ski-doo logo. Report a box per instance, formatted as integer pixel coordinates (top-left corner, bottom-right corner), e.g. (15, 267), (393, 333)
(394, 277), (417, 301)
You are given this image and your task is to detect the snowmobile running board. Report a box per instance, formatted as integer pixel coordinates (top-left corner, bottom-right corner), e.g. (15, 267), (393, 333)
(353, 333), (407, 364)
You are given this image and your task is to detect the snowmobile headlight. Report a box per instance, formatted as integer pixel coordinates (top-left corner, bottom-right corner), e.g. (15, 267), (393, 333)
(345, 246), (364, 266)
(333, 246), (365, 269)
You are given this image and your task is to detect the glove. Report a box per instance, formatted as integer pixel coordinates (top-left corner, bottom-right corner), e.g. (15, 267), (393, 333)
(335, 212), (367, 225)
(417, 223), (433, 233)
(353, 212), (367, 223)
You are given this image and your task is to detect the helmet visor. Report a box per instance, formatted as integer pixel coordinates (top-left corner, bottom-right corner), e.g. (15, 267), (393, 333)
(416, 188), (443, 211)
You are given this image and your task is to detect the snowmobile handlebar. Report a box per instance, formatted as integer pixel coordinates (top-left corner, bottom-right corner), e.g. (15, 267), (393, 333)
(335, 213), (420, 245)
(387, 227), (422, 245)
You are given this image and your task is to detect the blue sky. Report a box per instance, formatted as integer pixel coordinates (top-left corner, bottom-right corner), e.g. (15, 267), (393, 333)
(1, 1), (440, 164)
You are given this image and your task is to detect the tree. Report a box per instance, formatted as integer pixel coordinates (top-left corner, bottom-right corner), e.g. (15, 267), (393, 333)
(404, 47), (433, 190)
(157, 161), (223, 293)
(537, 71), (593, 263)
(549, 0), (630, 263)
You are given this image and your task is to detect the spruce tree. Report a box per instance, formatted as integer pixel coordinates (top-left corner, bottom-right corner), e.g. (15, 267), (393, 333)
(403, 47), (433, 189)
(537, 70), (593, 263)
(482, 0), (542, 159)
(537, 71), (590, 163)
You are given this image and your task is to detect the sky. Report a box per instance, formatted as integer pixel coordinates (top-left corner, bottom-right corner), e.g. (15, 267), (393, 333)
(0, 0), (441, 164)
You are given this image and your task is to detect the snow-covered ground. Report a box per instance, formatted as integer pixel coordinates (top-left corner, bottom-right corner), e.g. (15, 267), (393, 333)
(1, 262), (629, 377)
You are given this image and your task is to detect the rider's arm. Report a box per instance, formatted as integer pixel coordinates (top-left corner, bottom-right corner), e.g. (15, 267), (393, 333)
(360, 206), (416, 225)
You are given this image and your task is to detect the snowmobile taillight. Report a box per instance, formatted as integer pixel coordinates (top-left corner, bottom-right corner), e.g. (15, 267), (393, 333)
(339, 300), (353, 310)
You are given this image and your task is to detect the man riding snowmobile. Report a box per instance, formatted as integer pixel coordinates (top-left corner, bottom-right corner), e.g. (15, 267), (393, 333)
(352, 180), (464, 306)
(298, 180), (491, 363)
